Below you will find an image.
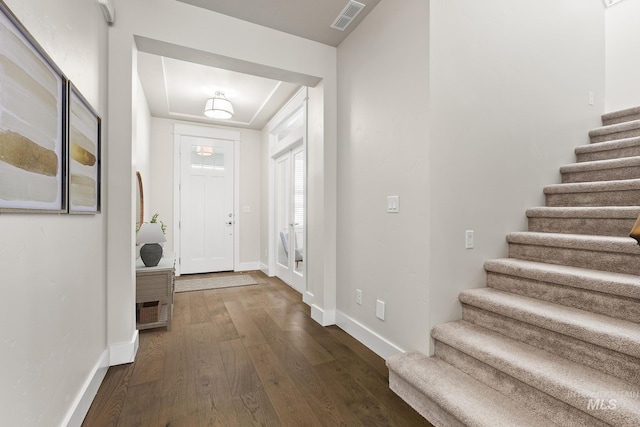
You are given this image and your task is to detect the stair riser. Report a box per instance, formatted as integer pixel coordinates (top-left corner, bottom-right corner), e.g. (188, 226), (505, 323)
(527, 216), (635, 237)
(545, 189), (640, 207)
(434, 341), (607, 427)
(590, 128), (640, 144)
(577, 145), (640, 163)
(561, 166), (640, 183)
(603, 113), (640, 126)
(388, 371), (466, 427)
(508, 242), (640, 275)
(486, 272), (640, 323)
(462, 304), (640, 384)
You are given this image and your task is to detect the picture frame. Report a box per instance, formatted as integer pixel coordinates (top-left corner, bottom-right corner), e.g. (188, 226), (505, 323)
(0, 1), (67, 213)
(67, 83), (101, 214)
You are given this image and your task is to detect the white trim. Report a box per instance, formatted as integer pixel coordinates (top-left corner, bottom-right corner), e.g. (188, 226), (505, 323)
(236, 261), (261, 271)
(260, 262), (270, 275)
(310, 304), (335, 326)
(173, 123), (240, 141)
(233, 139), (240, 272)
(303, 290), (314, 306)
(264, 88), (308, 134)
(335, 311), (405, 360)
(62, 349), (110, 427)
(109, 329), (139, 366)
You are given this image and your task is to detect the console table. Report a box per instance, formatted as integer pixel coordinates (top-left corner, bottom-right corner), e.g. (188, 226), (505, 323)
(136, 253), (175, 331)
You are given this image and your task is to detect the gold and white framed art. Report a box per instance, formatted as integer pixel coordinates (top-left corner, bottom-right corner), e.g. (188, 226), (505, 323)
(67, 83), (101, 214)
(0, 1), (67, 212)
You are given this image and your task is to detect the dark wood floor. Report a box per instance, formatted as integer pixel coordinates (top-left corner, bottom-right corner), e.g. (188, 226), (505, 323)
(83, 271), (433, 426)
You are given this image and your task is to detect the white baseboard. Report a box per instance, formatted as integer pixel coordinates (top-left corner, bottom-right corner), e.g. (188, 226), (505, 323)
(62, 349), (110, 427)
(260, 262), (270, 275)
(335, 310), (404, 360)
(236, 262), (261, 272)
(302, 291), (314, 306)
(310, 303), (336, 326)
(109, 329), (139, 366)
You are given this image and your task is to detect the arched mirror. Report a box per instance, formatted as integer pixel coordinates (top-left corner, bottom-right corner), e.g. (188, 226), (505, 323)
(136, 171), (144, 230)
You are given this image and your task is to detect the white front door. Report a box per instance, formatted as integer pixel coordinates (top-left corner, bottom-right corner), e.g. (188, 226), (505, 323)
(179, 136), (234, 274)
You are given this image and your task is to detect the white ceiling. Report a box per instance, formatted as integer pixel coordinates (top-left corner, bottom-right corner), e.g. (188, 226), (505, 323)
(137, 0), (381, 130)
(176, 0), (382, 47)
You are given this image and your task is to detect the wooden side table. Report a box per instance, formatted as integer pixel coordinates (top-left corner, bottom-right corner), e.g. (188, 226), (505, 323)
(136, 253), (175, 331)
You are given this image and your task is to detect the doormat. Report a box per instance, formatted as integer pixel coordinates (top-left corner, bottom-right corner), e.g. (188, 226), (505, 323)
(175, 274), (258, 293)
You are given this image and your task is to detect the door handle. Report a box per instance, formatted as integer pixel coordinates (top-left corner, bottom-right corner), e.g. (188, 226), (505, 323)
(225, 221), (233, 226)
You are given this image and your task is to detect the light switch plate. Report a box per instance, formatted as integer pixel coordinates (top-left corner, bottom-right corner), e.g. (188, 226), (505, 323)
(465, 230), (474, 249)
(387, 196), (400, 213)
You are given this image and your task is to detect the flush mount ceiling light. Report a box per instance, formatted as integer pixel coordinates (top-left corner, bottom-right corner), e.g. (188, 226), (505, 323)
(204, 92), (234, 119)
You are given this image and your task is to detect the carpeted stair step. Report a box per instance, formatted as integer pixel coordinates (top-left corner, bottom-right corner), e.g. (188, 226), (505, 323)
(386, 352), (558, 427)
(459, 287), (640, 359)
(463, 300), (640, 385)
(506, 231), (640, 275)
(526, 206), (640, 237)
(589, 119), (640, 144)
(576, 136), (640, 163)
(432, 321), (640, 427)
(544, 178), (640, 207)
(484, 258), (640, 322)
(560, 156), (640, 183)
(602, 106), (640, 126)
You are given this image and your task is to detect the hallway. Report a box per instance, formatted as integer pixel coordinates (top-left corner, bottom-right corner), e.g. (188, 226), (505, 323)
(83, 272), (431, 426)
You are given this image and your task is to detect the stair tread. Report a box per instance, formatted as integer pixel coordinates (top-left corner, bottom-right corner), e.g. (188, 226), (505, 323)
(576, 135), (640, 155)
(560, 156), (640, 173)
(459, 287), (640, 358)
(589, 119), (640, 138)
(602, 106), (640, 122)
(544, 178), (640, 194)
(485, 258), (640, 299)
(432, 321), (640, 426)
(507, 231), (638, 253)
(526, 206), (640, 219)
(387, 352), (560, 427)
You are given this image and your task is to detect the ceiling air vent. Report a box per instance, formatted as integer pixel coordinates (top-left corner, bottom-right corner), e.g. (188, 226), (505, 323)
(331, 0), (366, 31)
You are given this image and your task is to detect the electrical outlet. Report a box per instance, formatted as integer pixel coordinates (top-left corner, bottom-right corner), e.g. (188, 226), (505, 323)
(588, 91), (595, 106)
(356, 289), (363, 305)
(376, 299), (385, 320)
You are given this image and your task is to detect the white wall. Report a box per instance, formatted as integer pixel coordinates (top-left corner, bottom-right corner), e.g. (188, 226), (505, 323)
(336, 0), (430, 355)
(605, 0), (640, 112)
(337, 0), (605, 357)
(428, 0), (605, 352)
(148, 118), (262, 268)
(0, 0), (109, 425)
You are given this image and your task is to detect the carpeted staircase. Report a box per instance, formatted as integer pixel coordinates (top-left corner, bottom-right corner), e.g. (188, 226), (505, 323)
(387, 106), (640, 427)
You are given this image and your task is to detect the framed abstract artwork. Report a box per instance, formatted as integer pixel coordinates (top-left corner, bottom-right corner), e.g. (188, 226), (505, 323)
(68, 83), (101, 214)
(0, 1), (67, 212)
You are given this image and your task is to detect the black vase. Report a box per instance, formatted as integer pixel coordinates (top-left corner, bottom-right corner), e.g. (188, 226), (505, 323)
(140, 243), (163, 267)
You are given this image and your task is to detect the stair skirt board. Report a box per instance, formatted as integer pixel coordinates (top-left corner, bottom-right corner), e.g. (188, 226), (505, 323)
(388, 105), (640, 426)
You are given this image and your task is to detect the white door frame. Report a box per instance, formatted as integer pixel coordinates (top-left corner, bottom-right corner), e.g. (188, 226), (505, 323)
(173, 123), (240, 276)
(266, 88), (308, 290)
